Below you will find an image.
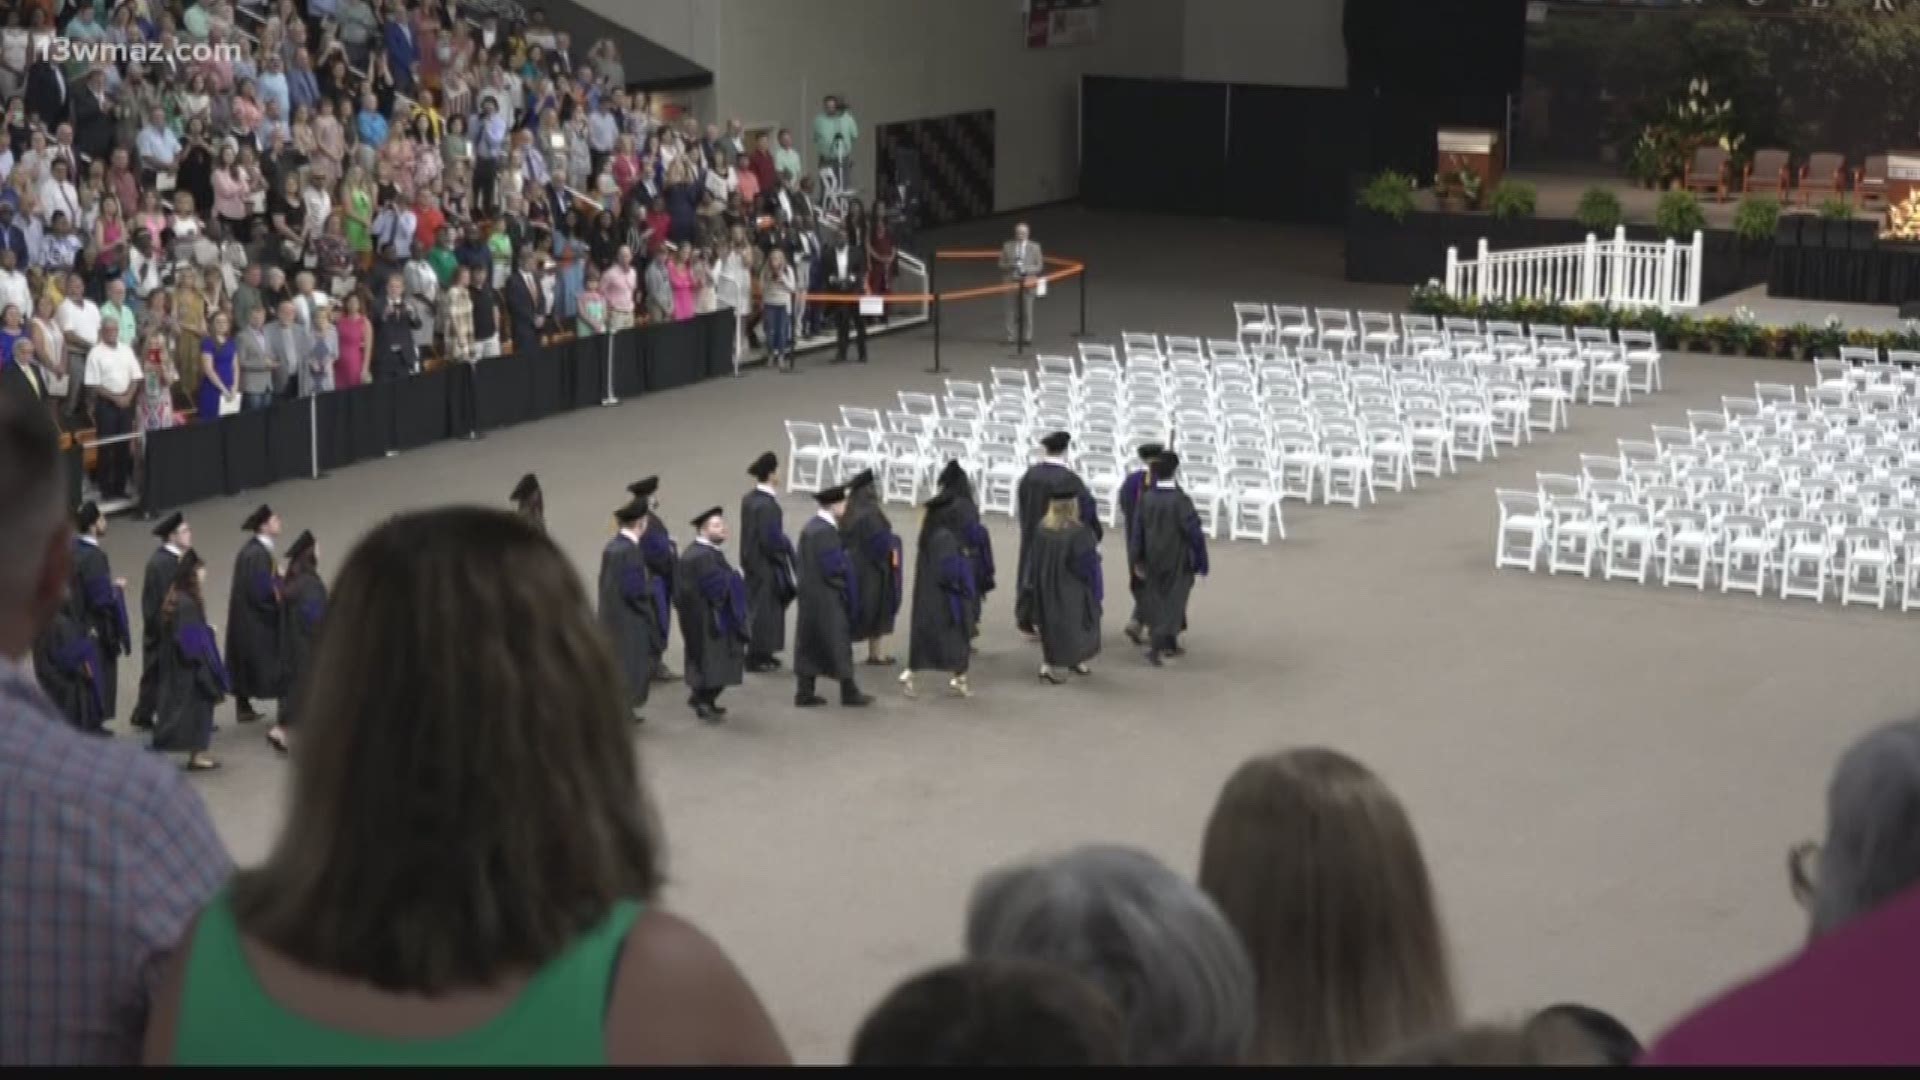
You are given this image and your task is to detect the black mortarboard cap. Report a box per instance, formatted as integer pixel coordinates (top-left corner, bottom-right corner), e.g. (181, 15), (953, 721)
(1040, 431), (1071, 454)
(511, 472), (540, 502)
(287, 530), (315, 561)
(937, 459), (967, 489)
(151, 511), (184, 539)
(848, 469), (875, 491)
(627, 476), (659, 498)
(242, 504), (273, 532)
(814, 484), (849, 506)
(614, 496), (649, 523)
(74, 500), (100, 531)
(1151, 452), (1180, 480)
(1136, 442), (1165, 462)
(690, 506), (723, 529)
(748, 451), (778, 480)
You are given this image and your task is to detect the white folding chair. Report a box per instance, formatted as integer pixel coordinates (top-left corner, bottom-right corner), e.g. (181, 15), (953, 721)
(1227, 467), (1283, 544)
(1602, 504), (1658, 584)
(1366, 421), (1414, 493)
(1841, 525), (1894, 608)
(976, 444), (1021, 517)
(1661, 508), (1713, 589)
(1547, 497), (1601, 577)
(1618, 329), (1663, 394)
(1275, 435), (1322, 502)
(835, 426), (886, 481)
(1778, 520), (1830, 603)
(1495, 489), (1545, 571)
(1233, 302), (1274, 349)
(1321, 437), (1374, 508)
(1185, 464), (1226, 538)
(784, 420), (837, 493)
(1315, 309), (1358, 353)
(1719, 513), (1772, 596)
(880, 432), (928, 506)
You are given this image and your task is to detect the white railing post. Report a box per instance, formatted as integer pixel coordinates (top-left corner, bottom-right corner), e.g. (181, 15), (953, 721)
(1657, 237), (1676, 312)
(1581, 233), (1597, 303)
(1687, 229), (1705, 308)
(1611, 226), (1629, 307)
(1446, 246), (1460, 297)
(1476, 238), (1491, 301)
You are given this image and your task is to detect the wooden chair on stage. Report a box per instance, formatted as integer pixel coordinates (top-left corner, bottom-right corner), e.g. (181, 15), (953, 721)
(1744, 148), (1792, 199)
(1684, 145), (1730, 201)
(1801, 151), (1850, 205)
(1859, 154), (1890, 209)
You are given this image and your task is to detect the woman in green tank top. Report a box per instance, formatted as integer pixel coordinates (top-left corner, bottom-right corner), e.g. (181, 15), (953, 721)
(142, 509), (790, 1066)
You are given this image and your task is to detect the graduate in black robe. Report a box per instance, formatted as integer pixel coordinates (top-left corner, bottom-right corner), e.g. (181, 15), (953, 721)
(131, 512), (189, 730)
(598, 496), (657, 722)
(1116, 443), (1163, 645)
(66, 502), (130, 722)
(271, 530), (326, 754)
(1129, 452), (1210, 665)
(628, 476), (680, 681)
(152, 551), (228, 771)
(674, 507), (750, 722)
(793, 483), (872, 708)
(1014, 431), (1100, 634)
(902, 486), (977, 700)
(33, 605), (108, 734)
(934, 459), (994, 641)
(225, 504), (285, 723)
(740, 451), (797, 673)
(1028, 476), (1104, 683)
(512, 472), (546, 533)
(842, 469), (903, 665)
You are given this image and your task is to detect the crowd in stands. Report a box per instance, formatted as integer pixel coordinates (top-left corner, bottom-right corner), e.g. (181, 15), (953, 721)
(7, 385), (1920, 1063)
(0, 0), (915, 502)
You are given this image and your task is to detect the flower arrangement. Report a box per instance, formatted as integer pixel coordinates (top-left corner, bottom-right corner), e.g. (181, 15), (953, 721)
(1883, 189), (1920, 242)
(1406, 288), (1912, 360)
(1357, 170), (1418, 222)
(1624, 77), (1744, 187)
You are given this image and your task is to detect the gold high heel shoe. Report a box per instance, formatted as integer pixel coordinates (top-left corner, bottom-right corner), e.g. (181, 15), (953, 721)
(949, 675), (971, 698)
(899, 670), (917, 698)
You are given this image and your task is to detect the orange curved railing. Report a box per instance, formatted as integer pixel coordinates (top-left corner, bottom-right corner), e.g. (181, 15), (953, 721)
(797, 249), (1086, 305)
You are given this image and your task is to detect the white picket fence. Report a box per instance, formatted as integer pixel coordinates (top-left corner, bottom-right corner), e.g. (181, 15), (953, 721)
(1443, 227), (1705, 312)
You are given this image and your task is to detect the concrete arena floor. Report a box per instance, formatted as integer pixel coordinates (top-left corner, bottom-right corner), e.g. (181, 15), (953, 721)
(89, 207), (1920, 1062)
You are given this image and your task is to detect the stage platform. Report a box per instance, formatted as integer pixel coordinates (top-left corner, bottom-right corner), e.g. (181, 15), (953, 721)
(1696, 284), (1911, 334)
(1411, 169), (1880, 228)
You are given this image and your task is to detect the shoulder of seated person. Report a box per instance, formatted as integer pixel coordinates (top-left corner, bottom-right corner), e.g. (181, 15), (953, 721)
(609, 907), (786, 1064)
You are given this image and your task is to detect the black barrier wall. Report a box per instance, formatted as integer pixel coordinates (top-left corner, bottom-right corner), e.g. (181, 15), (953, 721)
(142, 311), (735, 513)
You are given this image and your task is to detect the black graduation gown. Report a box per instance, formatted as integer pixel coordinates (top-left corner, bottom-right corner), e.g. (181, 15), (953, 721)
(66, 539), (129, 717)
(739, 488), (797, 658)
(1014, 462), (1101, 627)
(153, 596), (228, 753)
(844, 499), (903, 640)
(1130, 484), (1209, 650)
(1117, 470), (1150, 624)
(597, 532), (656, 707)
(32, 608), (108, 734)
(225, 537), (284, 701)
(907, 520), (975, 674)
(135, 545), (181, 721)
(1028, 522), (1103, 668)
(639, 513), (678, 660)
(943, 490), (995, 637)
(673, 541), (749, 692)
(793, 516), (856, 681)
(277, 571), (328, 728)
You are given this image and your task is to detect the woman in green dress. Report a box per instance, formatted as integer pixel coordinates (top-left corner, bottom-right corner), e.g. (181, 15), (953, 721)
(341, 163), (375, 261)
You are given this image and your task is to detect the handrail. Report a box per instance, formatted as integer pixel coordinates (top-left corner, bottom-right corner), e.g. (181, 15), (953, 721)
(1443, 226), (1704, 312)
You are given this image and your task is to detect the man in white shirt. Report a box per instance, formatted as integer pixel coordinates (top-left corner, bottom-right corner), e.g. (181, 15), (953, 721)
(36, 157), (79, 231)
(35, 212), (82, 273)
(998, 221), (1044, 349)
(56, 274), (101, 371)
(135, 106), (180, 183)
(84, 320), (141, 499)
(0, 248), (28, 320)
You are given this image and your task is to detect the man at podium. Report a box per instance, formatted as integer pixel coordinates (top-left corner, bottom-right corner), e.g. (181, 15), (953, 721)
(1000, 222), (1043, 349)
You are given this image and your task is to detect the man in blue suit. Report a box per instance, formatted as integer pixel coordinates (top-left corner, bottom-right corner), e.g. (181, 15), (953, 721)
(383, 10), (418, 96)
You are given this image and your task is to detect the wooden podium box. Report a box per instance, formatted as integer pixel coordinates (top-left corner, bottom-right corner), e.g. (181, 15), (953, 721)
(1883, 151), (1920, 207)
(1437, 128), (1504, 203)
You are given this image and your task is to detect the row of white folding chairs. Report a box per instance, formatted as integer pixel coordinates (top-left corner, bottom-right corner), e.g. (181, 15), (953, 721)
(1495, 490), (1916, 608)
(1543, 469), (1920, 535)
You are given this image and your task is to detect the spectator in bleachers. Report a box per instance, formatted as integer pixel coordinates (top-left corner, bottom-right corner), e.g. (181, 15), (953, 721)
(1197, 748), (1457, 1064)
(850, 959), (1127, 1067)
(966, 844), (1255, 1065)
(140, 508), (791, 1066)
(0, 393), (230, 1065)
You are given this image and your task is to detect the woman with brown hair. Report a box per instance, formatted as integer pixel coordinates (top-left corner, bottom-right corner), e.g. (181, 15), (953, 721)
(1197, 748), (1457, 1064)
(142, 509), (788, 1066)
(150, 550), (226, 773)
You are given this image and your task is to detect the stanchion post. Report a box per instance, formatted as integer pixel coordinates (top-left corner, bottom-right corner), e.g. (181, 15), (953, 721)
(308, 392), (326, 479)
(601, 331), (618, 406)
(1076, 264), (1088, 339)
(1012, 273), (1027, 358)
(927, 254), (943, 375)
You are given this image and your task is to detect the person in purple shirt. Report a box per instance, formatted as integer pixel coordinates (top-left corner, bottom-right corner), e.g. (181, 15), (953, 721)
(0, 396), (230, 1065)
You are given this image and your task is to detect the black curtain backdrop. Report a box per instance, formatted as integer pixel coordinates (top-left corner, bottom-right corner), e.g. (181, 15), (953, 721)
(1081, 77), (1228, 217)
(1344, 0), (1527, 178)
(141, 313), (734, 513)
(1224, 86), (1354, 227)
(1771, 221), (1920, 305)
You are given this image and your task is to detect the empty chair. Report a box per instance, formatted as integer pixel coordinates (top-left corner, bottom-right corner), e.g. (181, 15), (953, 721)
(1495, 489), (1546, 572)
(1746, 147), (1793, 199)
(1618, 330), (1663, 394)
(1164, 335), (1204, 361)
(1075, 342), (1115, 368)
(1080, 456), (1123, 529)
(880, 433), (929, 506)
(1233, 302), (1274, 348)
(898, 391), (941, 422)
(1684, 143), (1731, 200)
(1185, 463), (1226, 538)
(1226, 467), (1284, 543)
(1121, 331), (1161, 358)
(1586, 345), (1631, 407)
(886, 410), (926, 437)
(1580, 453), (1623, 489)
(1662, 508), (1714, 590)
(1359, 311), (1399, 352)
(1720, 513), (1773, 596)
(1207, 338), (1247, 363)
(1366, 421), (1415, 494)
(1547, 497), (1602, 577)
(1778, 520), (1831, 603)
(1903, 537), (1920, 612)
(1444, 316), (1483, 337)
(1315, 309), (1359, 353)
(1407, 411), (1453, 478)
(784, 420), (838, 493)
(976, 443), (1022, 517)
(1321, 437), (1374, 509)
(836, 426), (887, 480)
(1447, 396), (1495, 463)
(1602, 503), (1658, 584)
(1841, 526), (1894, 608)
(841, 405), (885, 433)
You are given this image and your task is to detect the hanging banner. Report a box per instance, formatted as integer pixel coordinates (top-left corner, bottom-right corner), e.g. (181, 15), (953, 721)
(1027, 0), (1102, 48)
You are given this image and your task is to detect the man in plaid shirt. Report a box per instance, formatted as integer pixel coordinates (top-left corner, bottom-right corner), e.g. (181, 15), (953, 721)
(0, 397), (230, 1065)
(439, 265), (475, 364)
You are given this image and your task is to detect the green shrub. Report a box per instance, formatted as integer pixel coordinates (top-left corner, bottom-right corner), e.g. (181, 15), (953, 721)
(1818, 196), (1854, 221)
(1733, 196), (1780, 243)
(1488, 180), (1538, 222)
(1575, 187), (1623, 233)
(1655, 190), (1706, 238)
(1357, 171), (1418, 223)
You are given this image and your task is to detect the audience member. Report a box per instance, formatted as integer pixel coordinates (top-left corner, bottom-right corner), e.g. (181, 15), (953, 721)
(140, 508), (790, 1066)
(849, 959), (1126, 1067)
(965, 844), (1255, 1066)
(1381, 1007), (1631, 1067)
(1197, 748), (1457, 1064)
(0, 395), (229, 1065)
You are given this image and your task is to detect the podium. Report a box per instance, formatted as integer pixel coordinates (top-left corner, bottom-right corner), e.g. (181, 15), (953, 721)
(1884, 152), (1920, 206)
(1437, 128), (1504, 207)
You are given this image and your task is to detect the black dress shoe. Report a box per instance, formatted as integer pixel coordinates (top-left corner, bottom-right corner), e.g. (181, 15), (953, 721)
(747, 659), (781, 673)
(841, 691), (874, 707)
(1144, 648), (1163, 667)
(795, 693), (828, 708)
(693, 703), (723, 723)
(236, 709), (263, 724)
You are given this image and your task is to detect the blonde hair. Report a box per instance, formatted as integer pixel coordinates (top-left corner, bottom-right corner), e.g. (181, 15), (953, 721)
(1198, 749), (1456, 1064)
(1041, 496), (1080, 531)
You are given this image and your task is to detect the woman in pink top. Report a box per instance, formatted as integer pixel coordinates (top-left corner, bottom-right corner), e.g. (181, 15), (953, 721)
(137, 190), (170, 250)
(211, 144), (250, 239)
(600, 247), (638, 330)
(668, 246), (697, 322)
(335, 293), (370, 389)
(230, 80), (264, 140)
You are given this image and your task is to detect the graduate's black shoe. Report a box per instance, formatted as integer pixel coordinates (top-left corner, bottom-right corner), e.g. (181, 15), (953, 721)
(862, 655), (896, 666)
(1167, 646), (1187, 658)
(1038, 669), (1066, 685)
(236, 709), (263, 724)
(795, 693), (829, 708)
(1124, 623), (1145, 646)
(1144, 649), (1164, 667)
(693, 703), (724, 723)
(653, 666), (681, 682)
(131, 714), (154, 731)
(747, 657), (781, 673)
(840, 692), (874, 707)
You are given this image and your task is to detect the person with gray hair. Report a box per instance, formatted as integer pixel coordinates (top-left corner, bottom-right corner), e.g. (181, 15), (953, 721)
(1795, 718), (1920, 937)
(0, 395), (230, 1063)
(964, 844), (1255, 1066)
